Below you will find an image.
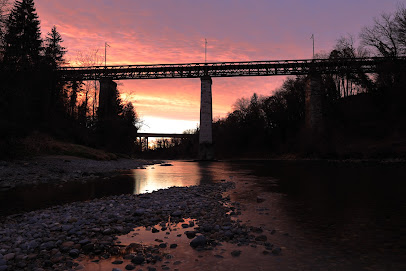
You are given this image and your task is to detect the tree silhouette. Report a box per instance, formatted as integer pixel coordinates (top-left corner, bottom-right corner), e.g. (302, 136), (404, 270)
(44, 26), (66, 69)
(3, 0), (42, 70)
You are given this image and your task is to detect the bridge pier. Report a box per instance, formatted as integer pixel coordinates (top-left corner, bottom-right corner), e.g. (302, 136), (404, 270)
(99, 78), (118, 120)
(199, 76), (214, 160)
(305, 73), (324, 147)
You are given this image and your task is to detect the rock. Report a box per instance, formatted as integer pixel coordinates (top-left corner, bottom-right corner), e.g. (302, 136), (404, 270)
(112, 260), (123, 265)
(69, 249), (80, 258)
(231, 250), (241, 257)
(190, 235), (207, 248)
(0, 266), (7, 271)
(173, 261), (181, 265)
(170, 244), (177, 249)
(112, 268), (122, 271)
(3, 254), (14, 261)
(125, 264), (135, 270)
(171, 210), (182, 217)
(131, 255), (145, 265)
(158, 243), (167, 248)
(185, 231), (196, 239)
(151, 228), (159, 233)
(181, 223), (189, 228)
(255, 235), (267, 242)
(147, 267), (157, 271)
(272, 247), (282, 255)
(133, 209), (146, 216)
(256, 196), (266, 203)
(214, 254), (224, 258)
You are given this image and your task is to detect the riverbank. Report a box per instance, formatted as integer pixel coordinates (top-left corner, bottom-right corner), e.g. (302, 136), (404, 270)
(0, 180), (280, 271)
(0, 156), (162, 190)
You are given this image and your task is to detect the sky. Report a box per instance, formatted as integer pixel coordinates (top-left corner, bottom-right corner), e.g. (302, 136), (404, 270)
(33, 0), (404, 133)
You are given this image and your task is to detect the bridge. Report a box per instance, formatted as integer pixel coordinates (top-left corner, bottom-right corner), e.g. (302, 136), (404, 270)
(58, 57), (406, 160)
(136, 133), (195, 151)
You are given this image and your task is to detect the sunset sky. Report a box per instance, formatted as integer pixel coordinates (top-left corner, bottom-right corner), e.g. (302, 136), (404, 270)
(34, 0), (403, 133)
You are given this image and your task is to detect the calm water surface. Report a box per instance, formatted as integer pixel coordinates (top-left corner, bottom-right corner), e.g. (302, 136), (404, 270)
(1, 160), (406, 269)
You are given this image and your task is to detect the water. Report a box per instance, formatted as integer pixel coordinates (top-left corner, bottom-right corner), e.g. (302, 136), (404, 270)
(1, 160), (406, 269)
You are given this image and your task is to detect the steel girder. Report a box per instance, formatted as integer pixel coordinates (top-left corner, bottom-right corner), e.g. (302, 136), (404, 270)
(58, 57), (406, 81)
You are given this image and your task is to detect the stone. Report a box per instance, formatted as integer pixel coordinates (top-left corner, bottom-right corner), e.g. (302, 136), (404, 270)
(255, 235), (267, 242)
(125, 264), (135, 270)
(185, 231), (196, 239)
(231, 250), (241, 257)
(147, 267), (157, 271)
(69, 249), (80, 258)
(272, 247), (282, 255)
(112, 268), (122, 271)
(171, 210), (182, 217)
(170, 244), (177, 249)
(158, 243), (167, 248)
(151, 228), (159, 233)
(0, 266), (7, 271)
(133, 209), (146, 216)
(190, 235), (207, 248)
(131, 255), (145, 265)
(3, 254), (14, 261)
(112, 260), (123, 265)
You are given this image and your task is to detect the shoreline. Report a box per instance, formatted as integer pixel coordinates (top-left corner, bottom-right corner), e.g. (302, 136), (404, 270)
(0, 181), (278, 271)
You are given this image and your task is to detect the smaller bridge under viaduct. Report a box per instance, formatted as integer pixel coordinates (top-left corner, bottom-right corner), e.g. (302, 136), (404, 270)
(59, 57), (405, 160)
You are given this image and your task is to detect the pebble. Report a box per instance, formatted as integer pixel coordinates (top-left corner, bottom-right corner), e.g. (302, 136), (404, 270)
(190, 235), (207, 248)
(231, 250), (242, 257)
(125, 264), (135, 270)
(0, 178), (277, 270)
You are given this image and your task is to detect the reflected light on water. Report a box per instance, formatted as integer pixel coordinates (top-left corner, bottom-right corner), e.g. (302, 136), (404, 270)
(131, 161), (219, 194)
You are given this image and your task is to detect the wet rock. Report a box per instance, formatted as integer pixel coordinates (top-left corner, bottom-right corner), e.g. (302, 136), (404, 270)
(231, 250), (241, 257)
(185, 231), (196, 239)
(169, 244), (177, 249)
(190, 235), (207, 248)
(131, 255), (145, 265)
(214, 254), (224, 258)
(159, 243), (167, 248)
(125, 264), (135, 270)
(112, 268), (122, 271)
(147, 267), (157, 271)
(112, 260), (123, 265)
(151, 228), (159, 233)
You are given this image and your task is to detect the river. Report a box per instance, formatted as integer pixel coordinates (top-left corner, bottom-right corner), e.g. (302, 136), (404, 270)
(1, 160), (406, 270)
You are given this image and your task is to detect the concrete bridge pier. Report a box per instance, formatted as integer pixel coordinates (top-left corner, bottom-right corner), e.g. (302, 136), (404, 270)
(305, 73), (324, 147)
(99, 78), (118, 120)
(199, 76), (214, 160)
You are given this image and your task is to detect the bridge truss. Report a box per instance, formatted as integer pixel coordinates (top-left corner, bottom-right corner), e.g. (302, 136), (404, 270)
(58, 57), (406, 81)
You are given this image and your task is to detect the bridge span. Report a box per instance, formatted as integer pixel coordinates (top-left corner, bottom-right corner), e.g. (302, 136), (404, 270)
(58, 57), (406, 160)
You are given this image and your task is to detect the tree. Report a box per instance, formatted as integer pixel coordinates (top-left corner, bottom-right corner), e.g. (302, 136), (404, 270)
(0, 0), (10, 57)
(3, 0), (42, 70)
(122, 102), (139, 128)
(44, 26), (66, 69)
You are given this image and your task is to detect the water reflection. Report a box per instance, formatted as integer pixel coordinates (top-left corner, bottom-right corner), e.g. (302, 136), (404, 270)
(131, 161), (219, 194)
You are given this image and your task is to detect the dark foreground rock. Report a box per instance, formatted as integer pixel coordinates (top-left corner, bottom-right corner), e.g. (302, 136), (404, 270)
(0, 180), (268, 270)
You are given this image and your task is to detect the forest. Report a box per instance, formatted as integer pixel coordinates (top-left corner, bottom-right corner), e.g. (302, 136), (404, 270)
(0, 0), (139, 158)
(1, 0), (406, 159)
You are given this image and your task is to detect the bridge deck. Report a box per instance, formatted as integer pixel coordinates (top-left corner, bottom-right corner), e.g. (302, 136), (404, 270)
(58, 57), (406, 81)
(137, 133), (195, 138)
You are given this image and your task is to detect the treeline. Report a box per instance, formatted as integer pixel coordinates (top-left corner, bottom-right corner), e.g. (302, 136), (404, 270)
(212, 6), (406, 158)
(0, 0), (139, 157)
